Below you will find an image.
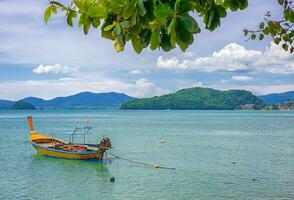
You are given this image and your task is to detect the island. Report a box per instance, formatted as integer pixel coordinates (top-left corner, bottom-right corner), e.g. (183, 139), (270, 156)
(12, 101), (36, 110)
(120, 87), (265, 110)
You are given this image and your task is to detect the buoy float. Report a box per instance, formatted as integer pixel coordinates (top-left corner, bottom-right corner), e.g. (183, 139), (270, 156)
(110, 177), (115, 182)
(160, 139), (165, 144)
(154, 164), (160, 168)
(231, 161), (236, 164)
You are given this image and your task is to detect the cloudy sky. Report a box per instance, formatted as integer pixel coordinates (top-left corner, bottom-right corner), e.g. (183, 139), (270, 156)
(0, 0), (293, 100)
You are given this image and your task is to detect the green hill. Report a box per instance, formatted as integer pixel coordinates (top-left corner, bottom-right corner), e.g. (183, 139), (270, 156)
(12, 101), (36, 110)
(120, 87), (265, 110)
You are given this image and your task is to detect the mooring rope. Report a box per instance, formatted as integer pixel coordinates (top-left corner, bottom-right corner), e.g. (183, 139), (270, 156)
(108, 152), (176, 170)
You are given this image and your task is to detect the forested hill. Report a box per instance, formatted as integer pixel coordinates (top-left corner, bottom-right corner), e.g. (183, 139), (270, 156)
(120, 87), (265, 110)
(12, 101), (36, 110)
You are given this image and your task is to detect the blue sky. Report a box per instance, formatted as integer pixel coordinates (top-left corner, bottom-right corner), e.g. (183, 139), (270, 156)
(0, 0), (293, 100)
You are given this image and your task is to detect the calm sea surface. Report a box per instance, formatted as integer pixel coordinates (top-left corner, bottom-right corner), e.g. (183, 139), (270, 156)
(0, 110), (293, 199)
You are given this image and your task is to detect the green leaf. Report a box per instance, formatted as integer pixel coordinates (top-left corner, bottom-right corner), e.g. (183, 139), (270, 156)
(117, 33), (125, 47)
(44, 6), (52, 24)
(243, 29), (249, 36)
(250, 33), (256, 40)
(83, 0), (91, 11)
(83, 15), (91, 35)
(284, 8), (294, 23)
(114, 24), (122, 35)
(178, 15), (200, 33)
(263, 27), (269, 35)
(223, 0), (230, 9)
(138, 0), (146, 16)
(176, 36), (189, 51)
(129, 23), (141, 35)
(92, 18), (100, 28)
(282, 43), (288, 51)
(67, 14), (73, 27)
(229, 0), (239, 11)
(216, 5), (227, 18)
(154, 4), (174, 20)
(150, 30), (160, 50)
(258, 33), (264, 40)
(130, 12), (137, 26)
(131, 35), (143, 53)
(73, 0), (83, 10)
(88, 6), (107, 18)
(114, 38), (124, 52)
(50, 1), (66, 10)
(78, 13), (85, 27)
(123, 0), (137, 19)
(101, 24), (115, 40)
(104, 23), (117, 31)
(207, 9), (215, 29)
(237, 0), (248, 10)
(167, 18), (177, 48)
(120, 21), (130, 29)
(274, 37), (281, 45)
(179, 0), (193, 14)
(161, 32), (173, 52)
(176, 18), (193, 44)
(174, 0), (180, 13)
(259, 22), (265, 29)
(51, 6), (57, 14)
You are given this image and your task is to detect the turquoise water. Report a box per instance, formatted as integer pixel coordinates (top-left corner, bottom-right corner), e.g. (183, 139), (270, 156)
(0, 110), (293, 199)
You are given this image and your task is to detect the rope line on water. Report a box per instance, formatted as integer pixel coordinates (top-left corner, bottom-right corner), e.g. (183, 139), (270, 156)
(109, 152), (176, 170)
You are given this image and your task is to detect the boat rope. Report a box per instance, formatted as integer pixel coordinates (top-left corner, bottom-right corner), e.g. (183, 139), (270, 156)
(108, 152), (176, 170)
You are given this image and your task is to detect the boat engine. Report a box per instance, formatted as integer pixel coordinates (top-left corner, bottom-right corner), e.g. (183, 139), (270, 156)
(99, 136), (112, 150)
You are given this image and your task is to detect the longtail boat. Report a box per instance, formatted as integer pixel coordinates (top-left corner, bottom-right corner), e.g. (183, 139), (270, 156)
(27, 116), (111, 161)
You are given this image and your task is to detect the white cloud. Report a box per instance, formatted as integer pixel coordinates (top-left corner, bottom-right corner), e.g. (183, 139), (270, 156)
(33, 64), (79, 74)
(253, 43), (294, 74)
(157, 56), (180, 69)
(183, 51), (194, 58)
(59, 77), (81, 81)
(129, 69), (142, 75)
(0, 78), (169, 100)
(156, 43), (294, 74)
(215, 84), (294, 95)
(131, 79), (170, 97)
(176, 81), (204, 90)
(157, 43), (262, 72)
(231, 75), (253, 81)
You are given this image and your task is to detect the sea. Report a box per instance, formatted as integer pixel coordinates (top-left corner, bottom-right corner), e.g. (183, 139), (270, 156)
(0, 110), (293, 199)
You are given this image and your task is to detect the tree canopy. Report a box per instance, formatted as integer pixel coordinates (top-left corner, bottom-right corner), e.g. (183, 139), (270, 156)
(244, 0), (294, 53)
(44, 0), (293, 53)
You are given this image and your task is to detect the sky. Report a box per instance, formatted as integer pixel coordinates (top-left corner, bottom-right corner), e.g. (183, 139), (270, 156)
(0, 0), (293, 100)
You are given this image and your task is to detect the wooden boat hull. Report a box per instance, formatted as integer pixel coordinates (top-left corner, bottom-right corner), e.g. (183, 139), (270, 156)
(31, 142), (104, 160)
(27, 116), (106, 161)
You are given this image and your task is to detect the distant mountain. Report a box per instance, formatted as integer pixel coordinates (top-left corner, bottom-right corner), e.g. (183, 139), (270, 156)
(120, 87), (265, 110)
(21, 97), (46, 107)
(258, 91), (294, 104)
(12, 101), (36, 110)
(20, 92), (135, 109)
(0, 99), (14, 109)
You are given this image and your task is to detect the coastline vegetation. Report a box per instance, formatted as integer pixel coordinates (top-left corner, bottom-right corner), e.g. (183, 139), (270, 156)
(120, 87), (266, 110)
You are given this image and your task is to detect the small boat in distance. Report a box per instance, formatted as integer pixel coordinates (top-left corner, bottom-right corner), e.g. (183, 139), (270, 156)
(27, 116), (111, 161)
